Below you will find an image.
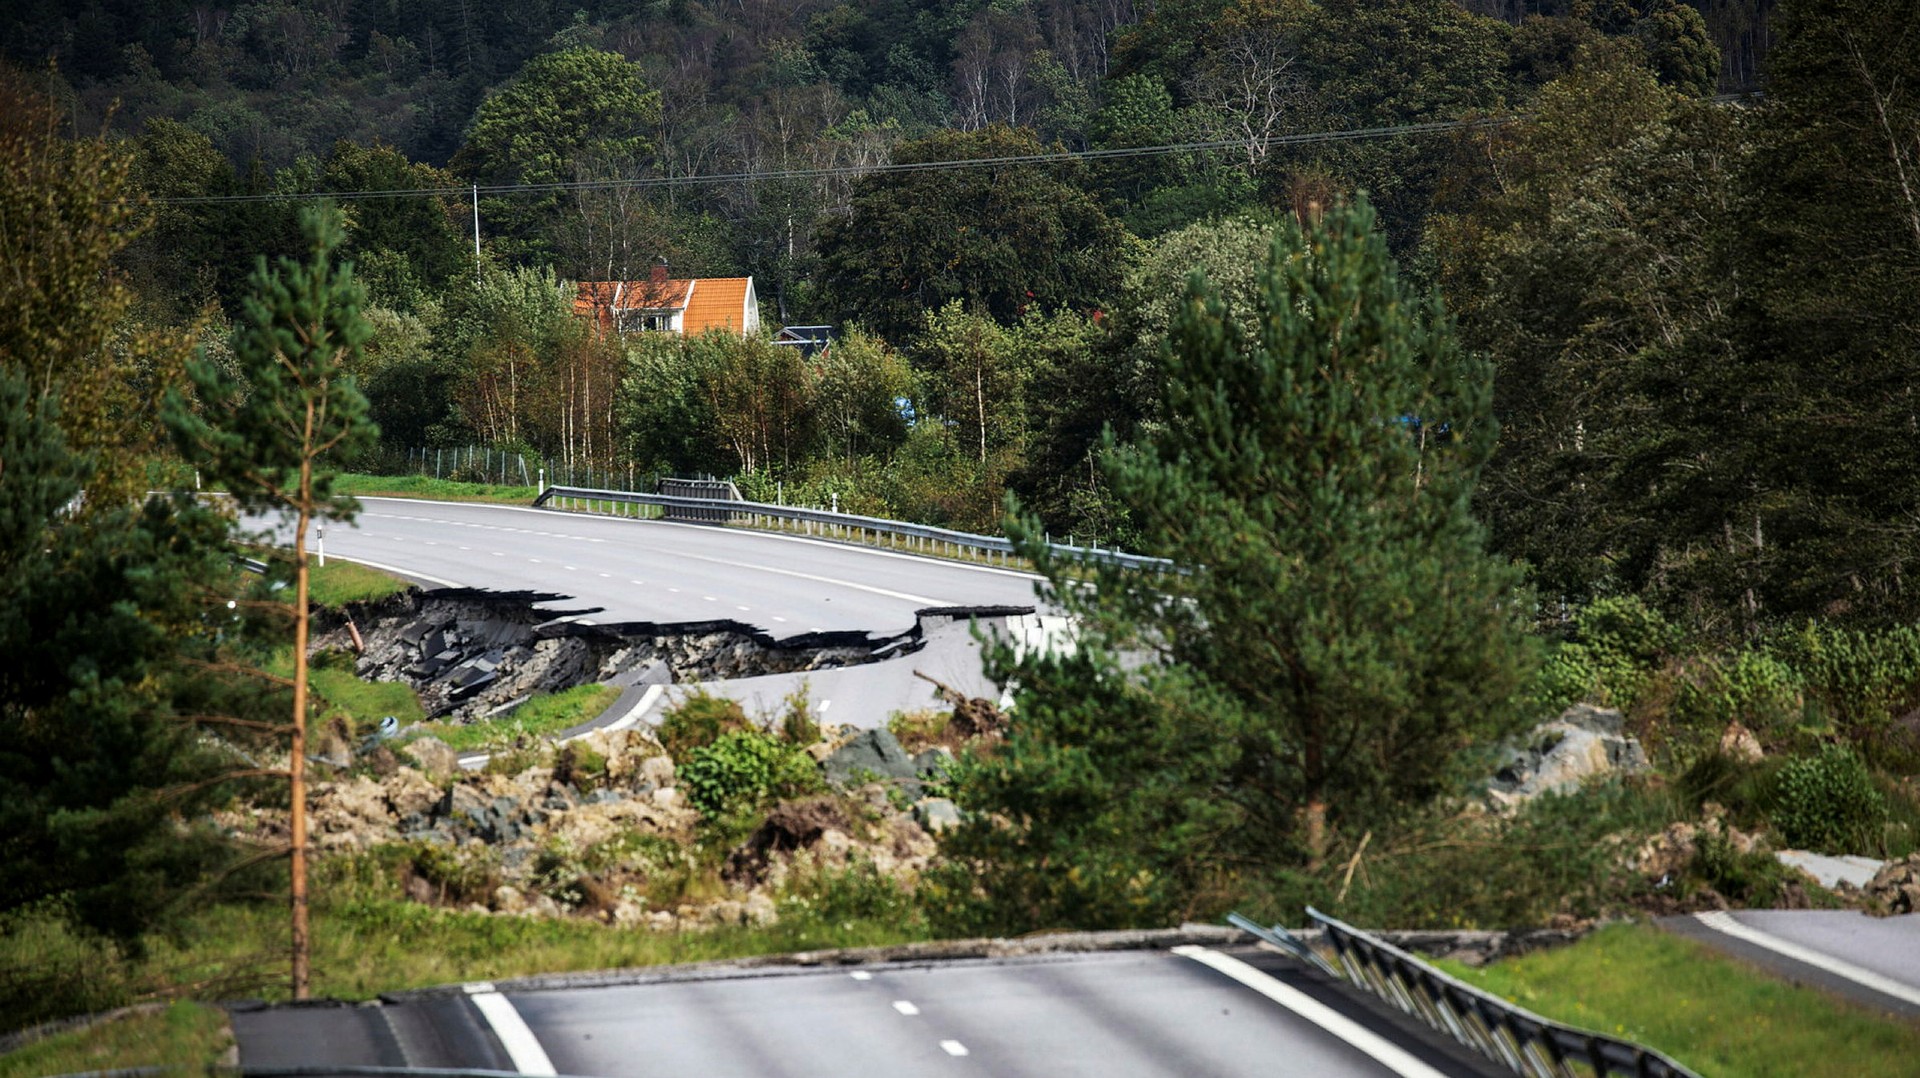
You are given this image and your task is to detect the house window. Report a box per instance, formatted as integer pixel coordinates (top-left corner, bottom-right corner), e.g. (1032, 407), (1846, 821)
(615, 309), (673, 334)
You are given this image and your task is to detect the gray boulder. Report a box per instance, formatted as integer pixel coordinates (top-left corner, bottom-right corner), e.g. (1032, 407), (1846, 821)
(913, 797), (963, 834)
(824, 728), (919, 788)
(1487, 704), (1649, 811)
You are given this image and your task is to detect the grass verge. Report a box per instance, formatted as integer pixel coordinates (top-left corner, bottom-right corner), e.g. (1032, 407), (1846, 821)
(307, 558), (411, 608)
(0, 1002), (230, 1078)
(1435, 922), (1920, 1077)
(407, 683), (623, 752)
(1, 856), (927, 1030)
(335, 473), (539, 504)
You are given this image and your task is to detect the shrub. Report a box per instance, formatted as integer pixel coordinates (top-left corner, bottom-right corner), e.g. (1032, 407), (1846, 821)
(678, 730), (822, 819)
(656, 689), (751, 763)
(1768, 745), (1888, 853)
(1533, 596), (1678, 713)
(778, 686), (820, 746)
(1784, 623), (1920, 759)
(1669, 650), (1804, 764)
(887, 709), (952, 752)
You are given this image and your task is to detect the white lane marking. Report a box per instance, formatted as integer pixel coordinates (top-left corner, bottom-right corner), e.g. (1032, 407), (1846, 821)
(818, 699), (832, 713)
(493, 551), (505, 556)
(849, 971), (873, 981)
(1171, 946), (1447, 1078)
(892, 1000), (920, 1016)
(600, 573), (611, 578)
(528, 558), (542, 563)
(666, 548), (949, 605)
(630, 579), (646, 585)
(463, 984), (557, 1076)
(459, 546), (471, 551)
(316, 554), (464, 590)
(583, 684), (665, 736)
(736, 605), (750, 612)
(1694, 912), (1920, 1007)
(939, 1041), (969, 1057)
(564, 565), (577, 571)
(703, 595), (717, 602)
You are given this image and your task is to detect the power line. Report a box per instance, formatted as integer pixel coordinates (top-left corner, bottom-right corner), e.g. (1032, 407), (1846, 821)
(149, 115), (1515, 207)
(146, 92), (1756, 208)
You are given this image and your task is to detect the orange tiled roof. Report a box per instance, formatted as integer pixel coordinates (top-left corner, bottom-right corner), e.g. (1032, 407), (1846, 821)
(573, 278), (693, 318)
(681, 278), (753, 335)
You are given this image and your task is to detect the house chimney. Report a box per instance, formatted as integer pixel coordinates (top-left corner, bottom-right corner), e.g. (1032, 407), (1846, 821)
(650, 257), (669, 286)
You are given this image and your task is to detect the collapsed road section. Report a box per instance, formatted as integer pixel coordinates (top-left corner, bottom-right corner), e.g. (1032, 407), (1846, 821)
(310, 589), (929, 722)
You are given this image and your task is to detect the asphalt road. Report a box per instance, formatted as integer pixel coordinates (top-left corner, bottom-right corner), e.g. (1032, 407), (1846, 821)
(275, 497), (1061, 729)
(231, 947), (1506, 1077)
(301, 497), (1045, 636)
(1666, 908), (1920, 1018)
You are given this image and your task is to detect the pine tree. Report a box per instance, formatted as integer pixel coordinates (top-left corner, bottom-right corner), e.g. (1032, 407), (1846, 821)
(935, 200), (1533, 930)
(167, 204), (377, 999)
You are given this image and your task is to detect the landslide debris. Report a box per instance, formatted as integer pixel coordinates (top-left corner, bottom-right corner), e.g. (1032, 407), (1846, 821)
(311, 588), (921, 722)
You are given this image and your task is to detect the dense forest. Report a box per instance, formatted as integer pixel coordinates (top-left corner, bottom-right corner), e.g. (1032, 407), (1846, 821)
(4, 1), (1777, 558)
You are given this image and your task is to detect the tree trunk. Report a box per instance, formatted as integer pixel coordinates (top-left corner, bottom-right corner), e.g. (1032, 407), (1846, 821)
(289, 408), (315, 1000)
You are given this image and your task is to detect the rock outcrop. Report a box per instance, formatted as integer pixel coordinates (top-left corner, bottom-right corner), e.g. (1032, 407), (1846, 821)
(1865, 854), (1920, 915)
(1487, 704), (1649, 811)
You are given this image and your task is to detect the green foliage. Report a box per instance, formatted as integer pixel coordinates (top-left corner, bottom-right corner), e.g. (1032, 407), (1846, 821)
(1768, 745), (1888, 854)
(1251, 782), (1676, 930)
(403, 842), (501, 907)
(778, 859), (924, 930)
(1533, 596), (1679, 713)
(451, 47), (661, 261)
(887, 710), (952, 753)
(1689, 831), (1810, 908)
(1780, 623), (1920, 758)
(677, 730), (823, 819)
(817, 125), (1133, 342)
(777, 687), (820, 746)
(656, 690), (752, 764)
(1671, 650), (1804, 759)
(942, 201), (1535, 928)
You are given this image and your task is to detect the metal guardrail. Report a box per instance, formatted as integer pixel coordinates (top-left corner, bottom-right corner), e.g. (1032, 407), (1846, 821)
(1302, 907), (1703, 1078)
(531, 484), (1172, 571)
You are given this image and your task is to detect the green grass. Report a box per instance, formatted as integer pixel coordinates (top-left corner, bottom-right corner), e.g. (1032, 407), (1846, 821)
(306, 558), (410, 608)
(0, 856), (928, 1030)
(0, 1001), (230, 1078)
(408, 683), (623, 752)
(335, 473), (540, 504)
(1434, 922), (1920, 1077)
(269, 647), (426, 734)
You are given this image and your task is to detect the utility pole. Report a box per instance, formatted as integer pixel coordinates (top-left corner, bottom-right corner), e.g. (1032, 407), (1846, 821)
(472, 184), (482, 280)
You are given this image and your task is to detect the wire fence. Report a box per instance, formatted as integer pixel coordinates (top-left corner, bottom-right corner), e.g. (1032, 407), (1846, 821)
(348, 445), (654, 492)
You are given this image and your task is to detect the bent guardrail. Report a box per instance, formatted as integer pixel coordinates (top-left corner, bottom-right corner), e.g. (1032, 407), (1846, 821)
(1300, 907), (1702, 1078)
(532, 484), (1172, 571)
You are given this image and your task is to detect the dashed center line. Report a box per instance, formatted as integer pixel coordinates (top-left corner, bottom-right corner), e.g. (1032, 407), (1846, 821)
(939, 1041), (969, 1057)
(848, 971), (872, 981)
(892, 1000), (919, 1016)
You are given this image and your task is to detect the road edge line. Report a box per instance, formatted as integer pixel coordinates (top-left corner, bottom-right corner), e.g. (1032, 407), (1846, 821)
(317, 552), (465, 590)
(1170, 945), (1448, 1078)
(464, 983), (558, 1076)
(1693, 911), (1920, 1007)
